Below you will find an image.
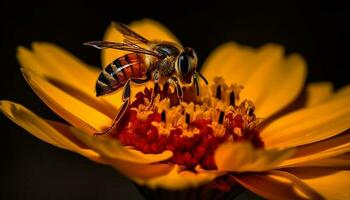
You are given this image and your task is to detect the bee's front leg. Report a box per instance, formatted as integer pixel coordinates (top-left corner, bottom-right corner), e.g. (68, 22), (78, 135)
(149, 71), (160, 105)
(149, 82), (160, 106)
(168, 77), (183, 102)
(94, 79), (131, 136)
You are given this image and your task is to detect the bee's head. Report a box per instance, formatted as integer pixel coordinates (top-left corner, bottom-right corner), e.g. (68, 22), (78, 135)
(175, 47), (198, 84)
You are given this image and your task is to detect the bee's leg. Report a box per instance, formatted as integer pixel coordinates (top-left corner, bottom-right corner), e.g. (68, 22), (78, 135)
(168, 77), (183, 101)
(94, 79), (131, 136)
(193, 73), (200, 96)
(163, 82), (170, 94)
(122, 79), (131, 101)
(94, 99), (129, 136)
(149, 71), (160, 105)
(150, 82), (160, 105)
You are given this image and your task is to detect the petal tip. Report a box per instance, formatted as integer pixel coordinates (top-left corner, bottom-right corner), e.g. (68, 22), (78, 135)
(0, 100), (12, 111)
(16, 46), (31, 58)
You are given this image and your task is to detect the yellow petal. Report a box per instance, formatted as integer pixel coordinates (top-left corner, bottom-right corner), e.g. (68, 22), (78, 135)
(17, 44), (119, 114)
(202, 43), (307, 119)
(278, 132), (350, 168)
(135, 165), (220, 190)
(286, 168), (350, 200)
(105, 157), (174, 180)
(214, 142), (294, 172)
(22, 69), (112, 133)
(0, 100), (99, 160)
(305, 82), (333, 107)
(70, 127), (172, 164)
(202, 42), (255, 85)
(233, 170), (323, 200)
(261, 85), (350, 149)
(17, 42), (98, 94)
(102, 18), (180, 67)
(285, 154), (350, 168)
(0, 101), (173, 180)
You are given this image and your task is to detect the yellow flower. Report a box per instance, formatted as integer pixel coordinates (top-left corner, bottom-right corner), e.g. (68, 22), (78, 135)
(1, 18), (350, 199)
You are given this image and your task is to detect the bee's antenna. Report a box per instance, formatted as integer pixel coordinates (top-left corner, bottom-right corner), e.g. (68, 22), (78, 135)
(198, 71), (208, 85)
(83, 41), (105, 50)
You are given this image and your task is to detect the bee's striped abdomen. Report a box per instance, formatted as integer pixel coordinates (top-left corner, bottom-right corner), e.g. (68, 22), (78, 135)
(96, 53), (147, 96)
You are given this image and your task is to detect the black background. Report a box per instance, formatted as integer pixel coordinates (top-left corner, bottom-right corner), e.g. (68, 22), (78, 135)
(0, 0), (349, 199)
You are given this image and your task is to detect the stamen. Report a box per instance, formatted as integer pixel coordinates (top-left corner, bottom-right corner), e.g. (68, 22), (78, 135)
(216, 86), (222, 100)
(161, 110), (166, 122)
(218, 111), (225, 124)
(233, 127), (242, 137)
(248, 107), (254, 116)
(230, 91), (235, 106)
(185, 113), (190, 124)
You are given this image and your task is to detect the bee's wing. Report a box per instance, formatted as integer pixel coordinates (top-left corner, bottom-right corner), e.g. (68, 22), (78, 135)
(112, 22), (150, 44)
(83, 41), (163, 58)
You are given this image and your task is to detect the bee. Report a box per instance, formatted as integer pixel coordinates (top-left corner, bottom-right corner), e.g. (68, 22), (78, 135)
(84, 22), (208, 135)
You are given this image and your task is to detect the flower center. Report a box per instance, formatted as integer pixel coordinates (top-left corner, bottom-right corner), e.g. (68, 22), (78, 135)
(109, 77), (263, 170)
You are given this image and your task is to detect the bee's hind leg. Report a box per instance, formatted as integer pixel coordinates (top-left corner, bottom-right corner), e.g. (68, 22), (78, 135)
(94, 99), (129, 136)
(94, 79), (131, 136)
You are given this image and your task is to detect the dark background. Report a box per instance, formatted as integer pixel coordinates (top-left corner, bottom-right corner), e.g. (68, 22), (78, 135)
(0, 0), (349, 199)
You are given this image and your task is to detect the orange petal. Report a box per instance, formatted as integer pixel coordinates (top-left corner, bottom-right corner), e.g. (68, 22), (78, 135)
(305, 82), (333, 107)
(102, 18), (180, 67)
(134, 165), (220, 190)
(261, 85), (350, 149)
(202, 43), (307, 119)
(70, 127), (172, 164)
(233, 170), (323, 200)
(214, 142), (294, 172)
(278, 132), (350, 168)
(0, 100), (100, 161)
(286, 168), (350, 200)
(22, 69), (112, 133)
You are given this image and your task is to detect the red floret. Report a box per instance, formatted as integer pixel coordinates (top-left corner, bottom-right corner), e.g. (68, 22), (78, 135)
(110, 90), (263, 171)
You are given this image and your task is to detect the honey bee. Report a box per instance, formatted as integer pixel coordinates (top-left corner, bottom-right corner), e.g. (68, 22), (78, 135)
(84, 22), (208, 135)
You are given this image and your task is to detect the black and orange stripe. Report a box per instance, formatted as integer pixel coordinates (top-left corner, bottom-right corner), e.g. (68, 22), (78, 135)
(95, 53), (147, 96)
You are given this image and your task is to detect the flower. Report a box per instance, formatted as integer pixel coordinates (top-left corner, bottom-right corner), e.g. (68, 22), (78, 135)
(1, 18), (350, 199)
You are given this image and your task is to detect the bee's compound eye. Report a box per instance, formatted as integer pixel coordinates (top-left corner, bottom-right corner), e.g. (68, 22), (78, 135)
(178, 54), (190, 74)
